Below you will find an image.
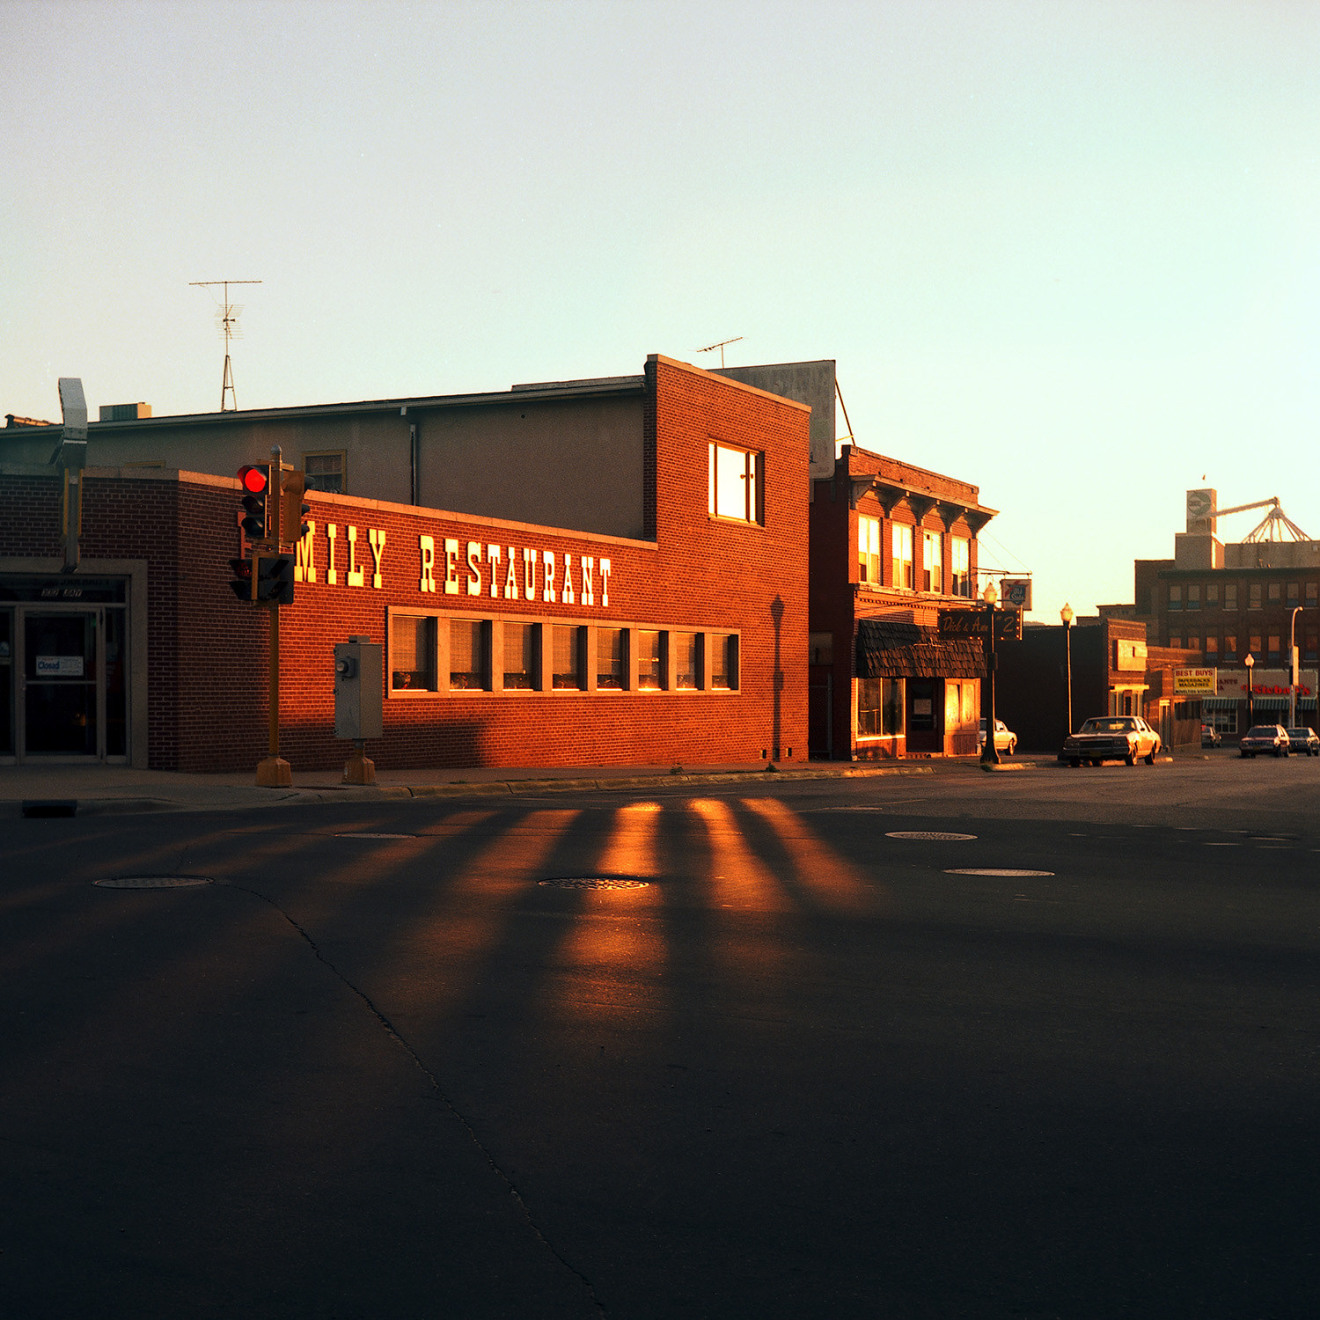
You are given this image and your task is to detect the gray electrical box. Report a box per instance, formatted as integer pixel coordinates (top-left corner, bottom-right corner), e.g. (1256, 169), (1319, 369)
(334, 637), (383, 740)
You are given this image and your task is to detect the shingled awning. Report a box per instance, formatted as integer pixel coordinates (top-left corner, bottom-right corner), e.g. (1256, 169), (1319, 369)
(856, 618), (985, 680)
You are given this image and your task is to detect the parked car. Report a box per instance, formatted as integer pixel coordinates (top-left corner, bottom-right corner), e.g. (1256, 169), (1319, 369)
(1062, 715), (1161, 767)
(978, 717), (1017, 756)
(1201, 723), (1221, 748)
(1285, 726), (1320, 756)
(1239, 724), (1289, 758)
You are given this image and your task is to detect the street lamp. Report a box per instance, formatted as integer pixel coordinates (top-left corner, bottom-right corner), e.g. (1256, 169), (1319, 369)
(980, 580), (1000, 765)
(1244, 652), (1255, 728)
(1288, 606), (1302, 729)
(1060, 602), (1075, 739)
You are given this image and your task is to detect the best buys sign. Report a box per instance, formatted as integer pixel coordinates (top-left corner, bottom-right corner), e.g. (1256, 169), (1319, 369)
(1174, 667), (1216, 696)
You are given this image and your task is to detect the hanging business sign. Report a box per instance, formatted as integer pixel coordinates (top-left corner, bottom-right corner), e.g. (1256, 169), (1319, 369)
(1173, 667), (1216, 695)
(938, 608), (1022, 642)
(999, 578), (1032, 610)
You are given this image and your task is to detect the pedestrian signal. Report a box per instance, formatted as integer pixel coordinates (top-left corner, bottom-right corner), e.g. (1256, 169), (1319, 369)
(255, 553), (295, 605)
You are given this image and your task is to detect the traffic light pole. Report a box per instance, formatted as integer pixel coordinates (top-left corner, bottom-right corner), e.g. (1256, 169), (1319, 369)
(256, 599), (292, 787)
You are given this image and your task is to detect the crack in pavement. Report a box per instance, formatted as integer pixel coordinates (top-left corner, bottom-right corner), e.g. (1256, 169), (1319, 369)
(228, 882), (608, 1317)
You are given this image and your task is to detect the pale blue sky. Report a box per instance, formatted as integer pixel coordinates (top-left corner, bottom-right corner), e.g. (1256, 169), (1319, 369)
(4, 0), (1318, 619)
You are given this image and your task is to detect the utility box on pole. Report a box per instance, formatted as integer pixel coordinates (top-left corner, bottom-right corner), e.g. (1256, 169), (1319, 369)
(335, 638), (383, 740)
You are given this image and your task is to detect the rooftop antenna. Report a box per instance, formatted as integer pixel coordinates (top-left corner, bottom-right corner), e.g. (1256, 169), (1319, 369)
(190, 279), (262, 411)
(696, 336), (743, 368)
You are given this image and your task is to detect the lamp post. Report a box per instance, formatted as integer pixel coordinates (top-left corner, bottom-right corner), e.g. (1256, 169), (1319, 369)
(980, 580), (1001, 765)
(1244, 652), (1255, 729)
(1060, 602), (1074, 739)
(1288, 606), (1302, 729)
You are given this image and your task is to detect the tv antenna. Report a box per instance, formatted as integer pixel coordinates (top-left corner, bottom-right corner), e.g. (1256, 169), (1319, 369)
(696, 336), (743, 368)
(190, 279), (262, 411)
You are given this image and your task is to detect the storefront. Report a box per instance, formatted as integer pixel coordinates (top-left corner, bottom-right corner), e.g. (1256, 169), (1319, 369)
(0, 356), (810, 771)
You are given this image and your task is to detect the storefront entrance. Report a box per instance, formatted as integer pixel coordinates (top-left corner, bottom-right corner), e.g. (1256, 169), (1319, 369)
(1, 580), (129, 763)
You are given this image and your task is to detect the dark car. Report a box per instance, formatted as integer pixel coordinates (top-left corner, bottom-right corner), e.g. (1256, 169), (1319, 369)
(1285, 726), (1320, 756)
(1239, 724), (1289, 758)
(1062, 715), (1161, 767)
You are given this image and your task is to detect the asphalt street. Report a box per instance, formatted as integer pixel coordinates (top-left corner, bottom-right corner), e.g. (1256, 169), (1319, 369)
(2, 757), (1317, 1318)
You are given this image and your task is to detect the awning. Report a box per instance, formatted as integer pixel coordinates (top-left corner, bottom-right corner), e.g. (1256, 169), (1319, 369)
(1200, 697), (1239, 710)
(856, 618), (985, 680)
(1250, 695), (1289, 710)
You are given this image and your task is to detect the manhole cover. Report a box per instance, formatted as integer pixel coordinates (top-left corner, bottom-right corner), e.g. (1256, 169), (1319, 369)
(944, 868), (1055, 877)
(336, 832), (416, 839)
(538, 877), (650, 890)
(886, 830), (977, 841)
(95, 876), (214, 889)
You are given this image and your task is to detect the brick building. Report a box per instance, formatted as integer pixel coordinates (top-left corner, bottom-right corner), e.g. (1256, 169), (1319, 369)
(0, 355), (810, 771)
(1129, 488), (1320, 735)
(714, 361), (999, 760)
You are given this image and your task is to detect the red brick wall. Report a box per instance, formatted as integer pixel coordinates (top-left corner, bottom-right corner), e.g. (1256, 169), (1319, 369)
(4, 357), (810, 772)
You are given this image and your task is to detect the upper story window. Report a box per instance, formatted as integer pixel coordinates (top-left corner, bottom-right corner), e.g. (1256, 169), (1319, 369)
(891, 523), (914, 590)
(858, 515), (881, 585)
(1268, 582), (1282, 605)
(304, 451), (345, 494)
(708, 441), (761, 523)
(921, 530), (943, 594)
(1206, 582), (1219, 606)
(951, 537), (971, 598)
(1186, 584), (1200, 611)
(1224, 583), (1238, 610)
(1249, 583), (1262, 610)
(1168, 584), (1182, 610)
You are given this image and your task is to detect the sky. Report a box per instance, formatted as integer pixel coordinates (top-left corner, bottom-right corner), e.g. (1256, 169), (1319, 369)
(4, 0), (1319, 620)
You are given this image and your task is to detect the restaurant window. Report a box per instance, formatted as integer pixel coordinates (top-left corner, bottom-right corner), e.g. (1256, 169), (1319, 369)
(638, 630), (664, 690)
(857, 676), (902, 737)
(1224, 583), (1238, 610)
(390, 613), (436, 691)
(303, 451), (345, 494)
(922, 530), (943, 594)
(951, 536), (971, 598)
(858, 515), (881, 585)
(596, 627), (626, 689)
(891, 524), (914, 590)
(708, 441), (761, 523)
(672, 631), (700, 690)
(449, 618), (487, 690)
(1186, 584), (1200, 611)
(551, 624), (583, 690)
(710, 634), (739, 691)
(503, 622), (537, 690)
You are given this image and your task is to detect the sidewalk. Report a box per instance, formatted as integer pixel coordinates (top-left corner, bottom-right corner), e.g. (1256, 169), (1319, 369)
(0, 755), (1008, 816)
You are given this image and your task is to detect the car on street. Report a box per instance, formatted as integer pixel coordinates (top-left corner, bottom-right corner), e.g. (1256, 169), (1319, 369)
(1062, 715), (1161, 767)
(1285, 726), (1320, 756)
(1201, 723), (1221, 748)
(978, 717), (1017, 756)
(1239, 724), (1289, 758)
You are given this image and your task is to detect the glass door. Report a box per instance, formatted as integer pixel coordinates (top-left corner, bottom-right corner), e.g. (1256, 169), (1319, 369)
(23, 611), (99, 757)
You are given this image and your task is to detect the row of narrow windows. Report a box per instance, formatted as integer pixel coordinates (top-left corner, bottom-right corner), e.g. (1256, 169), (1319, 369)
(857, 515), (973, 596)
(1168, 581), (1320, 610)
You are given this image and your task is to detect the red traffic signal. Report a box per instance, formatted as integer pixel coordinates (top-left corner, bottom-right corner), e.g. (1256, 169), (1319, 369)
(228, 555), (254, 601)
(237, 464), (272, 540)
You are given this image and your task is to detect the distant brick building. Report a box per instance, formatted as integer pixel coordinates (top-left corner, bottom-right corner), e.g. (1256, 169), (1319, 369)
(0, 356), (810, 771)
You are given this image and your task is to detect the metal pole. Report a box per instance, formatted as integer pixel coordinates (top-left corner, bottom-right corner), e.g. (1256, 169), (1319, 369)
(256, 599), (292, 786)
(1289, 606), (1302, 728)
(1064, 620), (1073, 737)
(981, 591), (1000, 765)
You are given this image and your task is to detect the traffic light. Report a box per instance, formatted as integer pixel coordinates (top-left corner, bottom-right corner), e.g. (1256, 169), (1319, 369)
(281, 470), (311, 545)
(229, 554), (255, 601)
(255, 553), (295, 605)
(237, 464), (272, 541)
